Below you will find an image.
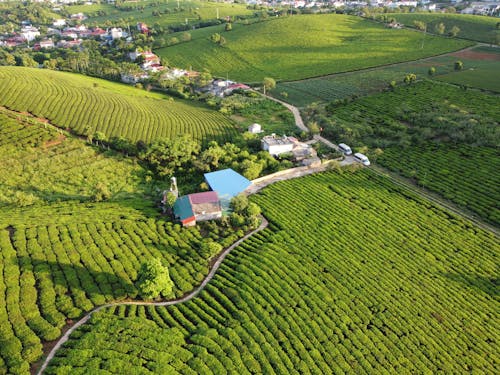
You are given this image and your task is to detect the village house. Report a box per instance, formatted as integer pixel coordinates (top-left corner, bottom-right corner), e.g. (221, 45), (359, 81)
(21, 26), (40, 42)
(33, 39), (55, 50)
(173, 191), (222, 227)
(261, 134), (295, 156)
(137, 22), (149, 34)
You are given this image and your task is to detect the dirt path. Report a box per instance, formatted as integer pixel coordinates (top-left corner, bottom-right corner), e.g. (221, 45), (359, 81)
(36, 217), (268, 374)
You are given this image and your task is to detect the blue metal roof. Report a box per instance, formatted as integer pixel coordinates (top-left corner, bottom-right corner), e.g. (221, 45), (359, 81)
(204, 169), (251, 201)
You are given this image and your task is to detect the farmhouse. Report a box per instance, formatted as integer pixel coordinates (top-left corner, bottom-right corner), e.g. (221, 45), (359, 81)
(173, 191), (222, 227)
(261, 134), (295, 156)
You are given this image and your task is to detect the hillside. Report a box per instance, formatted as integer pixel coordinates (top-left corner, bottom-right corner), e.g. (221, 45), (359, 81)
(386, 13), (499, 43)
(45, 170), (500, 373)
(156, 14), (472, 82)
(309, 81), (500, 225)
(0, 112), (244, 374)
(0, 67), (236, 144)
(275, 45), (500, 107)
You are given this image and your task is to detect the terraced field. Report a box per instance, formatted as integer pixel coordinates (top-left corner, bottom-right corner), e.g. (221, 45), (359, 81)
(44, 170), (500, 374)
(156, 14), (472, 82)
(69, 0), (254, 28)
(387, 13), (499, 43)
(0, 67), (236, 144)
(313, 81), (500, 225)
(0, 115), (241, 374)
(275, 45), (500, 106)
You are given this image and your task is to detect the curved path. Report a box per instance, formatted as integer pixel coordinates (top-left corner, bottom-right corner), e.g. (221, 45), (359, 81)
(36, 217), (268, 374)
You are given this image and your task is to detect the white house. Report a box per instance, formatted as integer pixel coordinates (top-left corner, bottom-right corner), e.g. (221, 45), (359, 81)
(53, 19), (66, 27)
(21, 26), (40, 42)
(261, 134), (295, 156)
(248, 123), (262, 134)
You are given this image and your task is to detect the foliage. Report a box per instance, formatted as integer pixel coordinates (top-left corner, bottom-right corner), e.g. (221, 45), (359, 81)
(0, 113), (244, 374)
(385, 13), (499, 43)
(0, 67), (236, 144)
(262, 77), (276, 92)
(305, 81), (500, 223)
(136, 259), (174, 300)
(454, 60), (463, 71)
(45, 170), (500, 374)
(156, 14), (471, 82)
(141, 134), (201, 178)
(274, 46), (500, 106)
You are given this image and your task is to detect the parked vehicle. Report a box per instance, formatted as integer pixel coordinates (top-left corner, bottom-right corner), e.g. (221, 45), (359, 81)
(354, 153), (370, 166)
(338, 143), (352, 155)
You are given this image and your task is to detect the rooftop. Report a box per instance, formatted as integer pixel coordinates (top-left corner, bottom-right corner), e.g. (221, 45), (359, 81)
(204, 169), (251, 200)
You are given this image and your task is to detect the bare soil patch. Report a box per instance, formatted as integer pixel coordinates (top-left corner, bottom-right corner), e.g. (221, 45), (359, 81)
(451, 50), (500, 61)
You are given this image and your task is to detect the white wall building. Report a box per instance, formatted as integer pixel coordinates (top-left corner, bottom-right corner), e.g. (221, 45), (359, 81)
(261, 134), (295, 156)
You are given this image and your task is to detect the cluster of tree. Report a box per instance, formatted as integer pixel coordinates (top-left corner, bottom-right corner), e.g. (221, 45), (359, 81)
(228, 194), (262, 230)
(141, 134), (284, 183)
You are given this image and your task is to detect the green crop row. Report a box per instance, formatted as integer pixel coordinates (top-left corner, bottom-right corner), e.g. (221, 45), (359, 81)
(45, 170), (499, 374)
(157, 14), (472, 83)
(0, 67), (237, 144)
(310, 81), (499, 225)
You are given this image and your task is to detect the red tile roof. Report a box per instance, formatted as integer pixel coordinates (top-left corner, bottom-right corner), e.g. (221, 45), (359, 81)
(188, 191), (219, 205)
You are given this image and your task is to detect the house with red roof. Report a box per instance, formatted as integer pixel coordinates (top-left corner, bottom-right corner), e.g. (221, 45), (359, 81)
(173, 191), (222, 227)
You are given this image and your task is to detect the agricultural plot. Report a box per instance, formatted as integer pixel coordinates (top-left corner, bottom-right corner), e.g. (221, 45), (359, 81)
(436, 46), (500, 92)
(386, 13), (500, 43)
(46, 170), (500, 374)
(0, 114), (243, 374)
(275, 45), (500, 106)
(156, 14), (472, 82)
(69, 0), (254, 29)
(0, 109), (144, 207)
(315, 81), (500, 225)
(0, 67), (237, 144)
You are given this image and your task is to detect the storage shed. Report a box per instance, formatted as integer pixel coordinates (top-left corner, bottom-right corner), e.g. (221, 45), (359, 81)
(204, 169), (251, 206)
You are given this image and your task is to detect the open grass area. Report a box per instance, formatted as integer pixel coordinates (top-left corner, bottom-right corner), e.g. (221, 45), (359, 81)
(45, 169), (499, 374)
(274, 45), (500, 106)
(0, 114), (243, 374)
(386, 13), (500, 43)
(308, 81), (500, 225)
(0, 67), (237, 144)
(156, 14), (472, 83)
(67, 0), (255, 28)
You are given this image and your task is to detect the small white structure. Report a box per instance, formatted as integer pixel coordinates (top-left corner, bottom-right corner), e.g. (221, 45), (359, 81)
(53, 19), (66, 27)
(110, 28), (124, 40)
(21, 26), (40, 42)
(261, 134), (295, 156)
(248, 123), (262, 134)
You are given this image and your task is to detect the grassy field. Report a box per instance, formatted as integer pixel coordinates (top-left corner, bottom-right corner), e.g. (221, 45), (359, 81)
(0, 113), (243, 374)
(45, 169), (499, 374)
(309, 81), (500, 225)
(156, 14), (472, 83)
(386, 13), (500, 43)
(67, 0), (255, 28)
(0, 67), (237, 144)
(275, 45), (500, 107)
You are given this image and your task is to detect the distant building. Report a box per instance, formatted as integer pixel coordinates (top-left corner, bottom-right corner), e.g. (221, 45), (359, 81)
(137, 22), (149, 34)
(21, 26), (40, 42)
(173, 191), (222, 227)
(53, 19), (66, 27)
(248, 123), (262, 134)
(261, 134), (295, 156)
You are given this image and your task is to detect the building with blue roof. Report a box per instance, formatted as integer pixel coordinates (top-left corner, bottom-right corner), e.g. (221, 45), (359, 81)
(204, 169), (251, 206)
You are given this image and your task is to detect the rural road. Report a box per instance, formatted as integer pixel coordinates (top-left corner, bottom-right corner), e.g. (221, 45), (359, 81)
(36, 217), (269, 374)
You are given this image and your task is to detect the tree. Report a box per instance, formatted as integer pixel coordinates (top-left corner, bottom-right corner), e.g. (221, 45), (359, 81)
(449, 26), (460, 37)
(230, 194), (248, 213)
(141, 134), (200, 178)
(136, 258), (174, 300)
(262, 77), (276, 95)
(434, 22), (445, 35)
(165, 191), (177, 208)
(403, 73), (417, 84)
(428, 67), (436, 76)
(93, 131), (107, 146)
(225, 23), (232, 31)
(413, 20), (426, 31)
(92, 182), (111, 202)
(308, 121), (321, 135)
(454, 60), (463, 71)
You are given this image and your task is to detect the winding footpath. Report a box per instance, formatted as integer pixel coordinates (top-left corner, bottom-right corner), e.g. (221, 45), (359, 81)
(36, 217), (269, 374)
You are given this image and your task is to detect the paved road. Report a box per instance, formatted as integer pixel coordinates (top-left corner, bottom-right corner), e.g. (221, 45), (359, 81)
(36, 217), (269, 374)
